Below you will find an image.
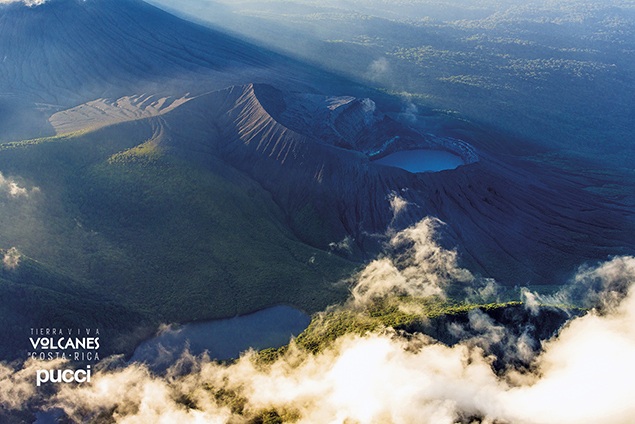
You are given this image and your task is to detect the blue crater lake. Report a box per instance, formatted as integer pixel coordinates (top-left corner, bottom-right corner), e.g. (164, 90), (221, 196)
(374, 149), (464, 173)
(132, 305), (311, 368)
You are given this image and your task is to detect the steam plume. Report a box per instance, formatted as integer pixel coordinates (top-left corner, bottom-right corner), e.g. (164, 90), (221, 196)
(351, 217), (474, 306)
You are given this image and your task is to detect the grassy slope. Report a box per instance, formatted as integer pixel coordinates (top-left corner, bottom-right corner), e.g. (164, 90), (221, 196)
(0, 123), (356, 360)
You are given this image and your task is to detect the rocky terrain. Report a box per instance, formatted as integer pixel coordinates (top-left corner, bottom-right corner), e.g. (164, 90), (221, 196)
(92, 82), (635, 285)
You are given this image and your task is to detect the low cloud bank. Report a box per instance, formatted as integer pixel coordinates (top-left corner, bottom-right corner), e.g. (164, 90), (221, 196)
(2, 219), (634, 423)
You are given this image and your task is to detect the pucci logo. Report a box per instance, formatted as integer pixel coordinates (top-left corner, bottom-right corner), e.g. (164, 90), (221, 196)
(36, 366), (91, 387)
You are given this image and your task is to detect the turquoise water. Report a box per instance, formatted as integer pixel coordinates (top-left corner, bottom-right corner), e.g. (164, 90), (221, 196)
(132, 305), (311, 368)
(374, 149), (464, 172)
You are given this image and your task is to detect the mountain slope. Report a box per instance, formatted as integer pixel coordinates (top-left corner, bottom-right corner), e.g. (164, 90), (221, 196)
(0, 0), (356, 141)
(149, 83), (635, 285)
(1, 0), (633, 363)
(0, 121), (355, 361)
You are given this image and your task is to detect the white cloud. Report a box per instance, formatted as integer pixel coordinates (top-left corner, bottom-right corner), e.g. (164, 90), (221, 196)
(572, 255), (635, 309)
(350, 217), (475, 305)
(388, 191), (408, 220)
(523, 256), (635, 310)
(0, 359), (61, 409)
(368, 57), (390, 80)
(328, 235), (353, 254)
(402, 101), (419, 124)
(3, 247), (20, 270)
(500, 278), (635, 424)
(0, 0), (48, 6)
(2, 224), (634, 424)
(0, 172), (39, 198)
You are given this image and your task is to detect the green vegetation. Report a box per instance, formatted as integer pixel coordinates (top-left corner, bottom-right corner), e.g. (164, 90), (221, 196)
(171, 296), (567, 424)
(257, 296), (522, 361)
(0, 252), (149, 359)
(0, 121), (356, 360)
(54, 295), (579, 423)
(173, 0), (635, 173)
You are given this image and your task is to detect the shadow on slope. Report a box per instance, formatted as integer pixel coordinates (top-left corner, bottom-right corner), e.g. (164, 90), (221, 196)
(0, 0), (368, 142)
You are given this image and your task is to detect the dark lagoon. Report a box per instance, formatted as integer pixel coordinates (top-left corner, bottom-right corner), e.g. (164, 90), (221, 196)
(132, 305), (311, 368)
(374, 149), (464, 173)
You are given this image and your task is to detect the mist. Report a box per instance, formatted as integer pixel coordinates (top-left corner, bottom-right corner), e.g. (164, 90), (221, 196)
(0, 172), (38, 198)
(2, 216), (633, 423)
(2, 247), (20, 269)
